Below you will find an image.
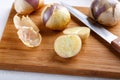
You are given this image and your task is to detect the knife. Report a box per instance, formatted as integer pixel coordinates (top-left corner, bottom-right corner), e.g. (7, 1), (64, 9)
(60, 2), (120, 53)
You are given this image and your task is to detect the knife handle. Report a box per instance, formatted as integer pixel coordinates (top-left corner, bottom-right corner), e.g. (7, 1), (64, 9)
(111, 37), (120, 53)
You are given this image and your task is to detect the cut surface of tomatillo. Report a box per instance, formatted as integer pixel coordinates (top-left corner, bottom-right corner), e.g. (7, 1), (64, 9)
(17, 26), (42, 47)
(63, 27), (90, 41)
(54, 35), (82, 58)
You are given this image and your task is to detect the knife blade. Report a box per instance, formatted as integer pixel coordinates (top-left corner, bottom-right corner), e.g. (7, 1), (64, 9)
(60, 2), (120, 53)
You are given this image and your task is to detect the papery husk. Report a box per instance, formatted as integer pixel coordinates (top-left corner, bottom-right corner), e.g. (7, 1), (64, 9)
(13, 14), (39, 32)
(17, 27), (42, 47)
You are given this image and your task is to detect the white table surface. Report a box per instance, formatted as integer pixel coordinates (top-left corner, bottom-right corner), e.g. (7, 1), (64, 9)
(0, 0), (119, 80)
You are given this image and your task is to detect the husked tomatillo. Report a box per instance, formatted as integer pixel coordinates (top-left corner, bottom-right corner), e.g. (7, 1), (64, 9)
(14, 0), (44, 15)
(41, 3), (71, 30)
(90, 0), (120, 26)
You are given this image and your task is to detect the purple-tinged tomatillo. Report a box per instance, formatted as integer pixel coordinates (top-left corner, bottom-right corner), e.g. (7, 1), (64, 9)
(90, 0), (120, 26)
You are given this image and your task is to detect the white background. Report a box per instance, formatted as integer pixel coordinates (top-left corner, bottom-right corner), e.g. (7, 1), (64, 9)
(0, 0), (119, 80)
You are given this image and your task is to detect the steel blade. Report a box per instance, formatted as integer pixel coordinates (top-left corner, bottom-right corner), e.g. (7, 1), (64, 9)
(60, 2), (118, 44)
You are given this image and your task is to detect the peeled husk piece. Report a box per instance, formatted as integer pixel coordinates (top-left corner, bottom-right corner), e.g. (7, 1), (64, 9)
(13, 15), (42, 47)
(13, 14), (39, 32)
(17, 27), (42, 47)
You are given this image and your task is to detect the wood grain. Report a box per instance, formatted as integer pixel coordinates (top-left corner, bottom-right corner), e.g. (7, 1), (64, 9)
(0, 6), (120, 78)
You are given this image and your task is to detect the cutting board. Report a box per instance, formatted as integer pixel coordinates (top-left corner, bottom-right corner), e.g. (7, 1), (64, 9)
(0, 6), (120, 78)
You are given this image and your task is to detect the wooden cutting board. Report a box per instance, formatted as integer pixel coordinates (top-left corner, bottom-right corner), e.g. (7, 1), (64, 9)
(0, 6), (120, 78)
